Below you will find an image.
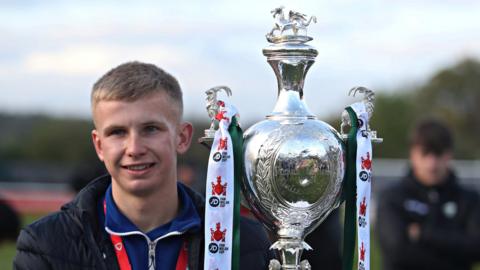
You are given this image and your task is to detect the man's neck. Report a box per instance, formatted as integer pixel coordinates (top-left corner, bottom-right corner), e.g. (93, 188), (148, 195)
(111, 182), (180, 233)
(412, 169), (450, 188)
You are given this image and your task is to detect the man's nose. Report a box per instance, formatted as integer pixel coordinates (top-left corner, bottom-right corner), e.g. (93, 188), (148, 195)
(126, 133), (147, 158)
(424, 154), (441, 169)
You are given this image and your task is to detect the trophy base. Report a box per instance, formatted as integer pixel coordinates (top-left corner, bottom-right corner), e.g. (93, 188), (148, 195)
(269, 259), (311, 270)
(269, 238), (312, 270)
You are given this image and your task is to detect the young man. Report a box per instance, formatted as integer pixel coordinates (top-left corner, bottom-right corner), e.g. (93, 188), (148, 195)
(377, 119), (480, 270)
(14, 62), (272, 269)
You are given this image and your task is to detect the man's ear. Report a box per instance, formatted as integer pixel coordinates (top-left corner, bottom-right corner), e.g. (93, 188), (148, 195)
(177, 122), (193, 154)
(91, 129), (104, 162)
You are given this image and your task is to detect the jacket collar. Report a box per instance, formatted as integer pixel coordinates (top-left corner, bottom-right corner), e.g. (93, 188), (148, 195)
(62, 174), (206, 243)
(62, 174), (111, 219)
(406, 168), (459, 193)
(104, 182), (201, 240)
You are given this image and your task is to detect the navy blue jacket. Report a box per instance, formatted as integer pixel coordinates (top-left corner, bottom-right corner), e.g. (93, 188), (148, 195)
(14, 175), (273, 269)
(99, 183), (202, 269)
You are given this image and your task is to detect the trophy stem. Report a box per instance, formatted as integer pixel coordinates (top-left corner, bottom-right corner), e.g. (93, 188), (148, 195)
(263, 43), (318, 119)
(269, 237), (312, 270)
(278, 242), (303, 269)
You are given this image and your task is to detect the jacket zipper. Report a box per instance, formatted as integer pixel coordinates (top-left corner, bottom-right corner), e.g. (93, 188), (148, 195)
(105, 227), (185, 269)
(148, 240), (157, 270)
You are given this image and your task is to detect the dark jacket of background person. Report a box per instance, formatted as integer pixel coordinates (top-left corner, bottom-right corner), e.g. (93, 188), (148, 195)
(13, 175), (273, 270)
(302, 209), (342, 270)
(378, 170), (480, 270)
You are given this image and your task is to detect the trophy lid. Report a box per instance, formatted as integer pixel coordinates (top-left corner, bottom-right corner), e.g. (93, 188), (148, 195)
(263, 42), (318, 61)
(263, 7), (318, 119)
(263, 7), (318, 60)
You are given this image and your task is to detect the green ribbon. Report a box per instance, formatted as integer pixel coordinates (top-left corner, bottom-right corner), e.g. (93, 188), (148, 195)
(228, 116), (242, 270)
(342, 107), (359, 270)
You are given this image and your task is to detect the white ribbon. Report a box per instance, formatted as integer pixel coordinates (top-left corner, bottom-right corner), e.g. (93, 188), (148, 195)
(351, 102), (372, 270)
(204, 102), (237, 270)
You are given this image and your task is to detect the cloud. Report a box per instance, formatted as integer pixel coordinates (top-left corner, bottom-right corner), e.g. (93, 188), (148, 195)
(22, 43), (198, 76)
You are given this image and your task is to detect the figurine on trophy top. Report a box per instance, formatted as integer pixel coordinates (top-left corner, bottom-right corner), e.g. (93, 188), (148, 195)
(266, 6), (317, 43)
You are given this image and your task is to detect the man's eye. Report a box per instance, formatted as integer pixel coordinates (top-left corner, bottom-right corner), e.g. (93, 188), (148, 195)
(109, 129), (126, 136)
(145, 126), (160, 133)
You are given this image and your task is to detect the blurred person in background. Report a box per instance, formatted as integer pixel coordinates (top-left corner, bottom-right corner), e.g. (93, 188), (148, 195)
(177, 162), (205, 195)
(0, 200), (20, 243)
(13, 61), (272, 269)
(70, 160), (107, 193)
(377, 118), (480, 270)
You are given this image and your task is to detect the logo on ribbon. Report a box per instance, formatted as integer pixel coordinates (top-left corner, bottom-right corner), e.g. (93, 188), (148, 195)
(212, 176), (227, 196)
(212, 151), (230, 162)
(209, 176), (229, 208)
(213, 152), (222, 162)
(211, 223), (227, 242)
(360, 242), (366, 261)
(358, 197), (368, 228)
(359, 152), (372, 182)
(359, 197), (367, 217)
(361, 152), (372, 171)
(358, 241), (367, 270)
(215, 110), (230, 123)
(218, 137), (228, 151)
(357, 118), (364, 128)
(209, 223), (229, 254)
(359, 171), (370, 182)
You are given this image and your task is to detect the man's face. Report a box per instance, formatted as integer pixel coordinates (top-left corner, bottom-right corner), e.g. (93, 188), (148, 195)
(91, 92), (192, 196)
(410, 145), (452, 186)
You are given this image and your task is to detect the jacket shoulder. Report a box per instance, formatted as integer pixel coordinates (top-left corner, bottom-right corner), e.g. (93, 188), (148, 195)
(14, 222), (51, 270)
(14, 211), (99, 269)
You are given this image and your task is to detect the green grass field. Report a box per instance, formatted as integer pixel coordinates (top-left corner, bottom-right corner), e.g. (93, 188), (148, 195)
(1, 214), (479, 269)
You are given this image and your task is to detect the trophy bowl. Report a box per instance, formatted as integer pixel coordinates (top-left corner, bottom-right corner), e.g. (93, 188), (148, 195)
(243, 119), (345, 236)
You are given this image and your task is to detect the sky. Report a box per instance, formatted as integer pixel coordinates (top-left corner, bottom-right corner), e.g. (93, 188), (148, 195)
(1, 0), (479, 123)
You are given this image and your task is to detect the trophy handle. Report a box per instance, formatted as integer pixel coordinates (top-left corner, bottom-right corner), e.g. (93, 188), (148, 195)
(340, 86), (383, 143)
(199, 86), (234, 149)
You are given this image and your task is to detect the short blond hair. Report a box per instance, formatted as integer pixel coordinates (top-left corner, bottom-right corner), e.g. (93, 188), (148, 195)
(91, 61), (183, 113)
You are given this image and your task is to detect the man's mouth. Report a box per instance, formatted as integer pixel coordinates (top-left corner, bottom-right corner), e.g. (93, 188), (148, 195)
(122, 163), (155, 171)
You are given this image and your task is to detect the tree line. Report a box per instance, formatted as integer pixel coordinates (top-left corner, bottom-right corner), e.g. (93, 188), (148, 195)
(0, 58), (478, 169)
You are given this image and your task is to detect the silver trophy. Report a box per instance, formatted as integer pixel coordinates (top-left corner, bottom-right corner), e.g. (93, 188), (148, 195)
(242, 7), (380, 270)
(242, 7), (343, 269)
(201, 6), (381, 269)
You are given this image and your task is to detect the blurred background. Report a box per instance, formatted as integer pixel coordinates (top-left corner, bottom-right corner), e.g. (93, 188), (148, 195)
(1, 0), (480, 268)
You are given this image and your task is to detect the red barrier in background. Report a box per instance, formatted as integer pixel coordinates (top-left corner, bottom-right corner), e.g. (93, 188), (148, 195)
(0, 189), (74, 214)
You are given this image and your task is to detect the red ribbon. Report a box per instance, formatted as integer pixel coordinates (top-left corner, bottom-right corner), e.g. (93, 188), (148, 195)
(103, 200), (188, 270)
